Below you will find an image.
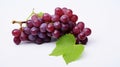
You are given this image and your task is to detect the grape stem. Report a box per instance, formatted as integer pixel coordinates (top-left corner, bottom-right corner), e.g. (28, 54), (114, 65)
(26, 8), (35, 20)
(12, 21), (26, 31)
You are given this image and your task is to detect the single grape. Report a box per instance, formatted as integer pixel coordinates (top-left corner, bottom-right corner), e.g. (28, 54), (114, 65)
(32, 18), (42, 27)
(38, 32), (47, 39)
(62, 7), (67, 14)
(83, 28), (91, 36)
(30, 27), (39, 35)
(72, 26), (80, 34)
(51, 15), (60, 22)
(53, 21), (61, 30)
(46, 23), (55, 32)
(23, 27), (30, 35)
(12, 29), (21, 37)
(64, 9), (73, 18)
(78, 32), (86, 40)
(68, 21), (76, 30)
(80, 37), (88, 44)
(60, 15), (69, 23)
(20, 32), (28, 41)
(70, 14), (78, 22)
(31, 14), (38, 22)
(77, 22), (85, 31)
(31, 14), (41, 27)
(28, 34), (37, 41)
(42, 13), (51, 22)
(27, 20), (33, 28)
(39, 23), (47, 33)
(52, 30), (60, 38)
(13, 37), (21, 45)
(35, 37), (43, 44)
(55, 7), (63, 17)
(61, 23), (69, 32)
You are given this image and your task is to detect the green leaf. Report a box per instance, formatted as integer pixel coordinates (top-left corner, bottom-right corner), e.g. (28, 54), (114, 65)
(49, 34), (85, 64)
(49, 34), (75, 56)
(63, 45), (84, 64)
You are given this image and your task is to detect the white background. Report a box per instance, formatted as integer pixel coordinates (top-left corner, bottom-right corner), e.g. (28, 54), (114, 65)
(0, 0), (120, 67)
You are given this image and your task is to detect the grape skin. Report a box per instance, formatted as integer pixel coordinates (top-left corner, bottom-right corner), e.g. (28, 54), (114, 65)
(39, 23), (47, 33)
(13, 37), (21, 45)
(46, 23), (55, 32)
(12, 29), (21, 37)
(30, 27), (39, 35)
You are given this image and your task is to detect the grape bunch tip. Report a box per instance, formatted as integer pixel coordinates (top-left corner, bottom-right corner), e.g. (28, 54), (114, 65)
(12, 7), (91, 45)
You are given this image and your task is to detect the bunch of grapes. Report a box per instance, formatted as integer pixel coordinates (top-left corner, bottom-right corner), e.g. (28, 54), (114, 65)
(12, 7), (91, 45)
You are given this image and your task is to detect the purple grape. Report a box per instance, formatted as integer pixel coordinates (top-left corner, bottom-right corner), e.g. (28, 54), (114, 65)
(32, 18), (42, 27)
(52, 30), (60, 38)
(83, 28), (91, 36)
(53, 21), (61, 30)
(35, 38), (43, 44)
(27, 20), (33, 28)
(23, 27), (30, 35)
(55, 7), (63, 17)
(61, 23), (69, 32)
(31, 15), (41, 28)
(78, 32), (86, 40)
(77, 22), (85, 31)
(38, 32), (47, 39)
(51, 15), (60, 22)
(72, 26), (80, 34)
(71, 14), (78, 22)
(62, 7), (67, 14)
(28, 34), (37, 41)
(12, 29), (21, 37)
(60, 15), (69, 23)
(20, 32), (28, 41)
(46, 23), (55, 32)
(64, 9), (73, 18)
(13, 37), (21, 45)
(68, 21), (76, 30)
(40, 23), (47, 33)
(31, 14), (38, 22)
(30, 27), (39, 35)
(80, 37), (88, 44)
(42, 13), (51, 22)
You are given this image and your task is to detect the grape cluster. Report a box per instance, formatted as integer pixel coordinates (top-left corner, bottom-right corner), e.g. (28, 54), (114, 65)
(12, 7), (91, 45)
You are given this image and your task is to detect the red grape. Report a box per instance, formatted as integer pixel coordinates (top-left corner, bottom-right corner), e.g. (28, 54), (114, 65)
(70, 14), (78, 22)
(42, 13), (51, 22)
(83, 28), (91, 36)
(54, 21), (61, 30)
(12, 29), (21, 37)
(13, 37), (21, 45)
(46, 23), (55, 32)
(55, 7), (63, 17)
(60, 15), (69, 23)
(30, 27), (39, 35)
